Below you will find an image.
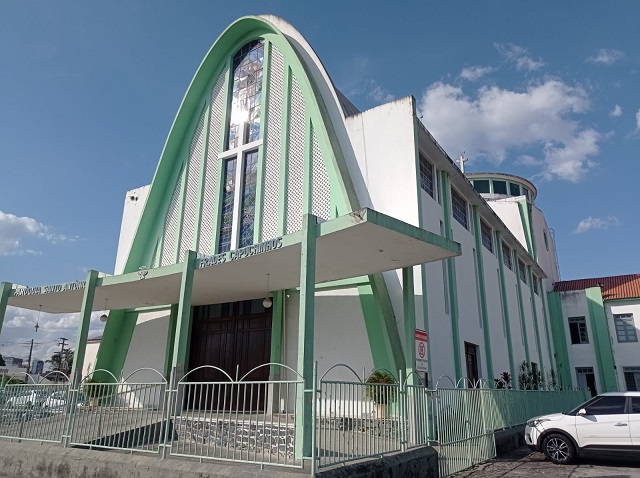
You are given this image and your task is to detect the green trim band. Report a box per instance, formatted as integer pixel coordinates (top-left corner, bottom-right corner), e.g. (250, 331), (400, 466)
(546, 291), (572, 387)
(496, 232), (516, 383)
(585, 287), (617, 392)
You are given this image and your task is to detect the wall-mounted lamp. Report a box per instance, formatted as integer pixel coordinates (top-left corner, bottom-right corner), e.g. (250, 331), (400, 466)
(263, 274), (272, 309)
(100, 298), (109, 322)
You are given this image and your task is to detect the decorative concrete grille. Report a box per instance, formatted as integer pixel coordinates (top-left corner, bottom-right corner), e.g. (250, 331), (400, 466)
(198, 69), (227, 255)
(261, 46), (284, 241)
(310, 127), (330, 222)
(179, 109), (205, 262)
(286, 74), (305, 234)
(161, 165), (184, 266)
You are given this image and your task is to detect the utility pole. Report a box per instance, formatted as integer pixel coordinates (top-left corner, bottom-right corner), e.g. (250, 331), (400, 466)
(26, 339), (34, 375)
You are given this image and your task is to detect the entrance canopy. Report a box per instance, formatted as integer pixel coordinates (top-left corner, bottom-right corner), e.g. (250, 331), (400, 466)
(6, 208), (460, 314)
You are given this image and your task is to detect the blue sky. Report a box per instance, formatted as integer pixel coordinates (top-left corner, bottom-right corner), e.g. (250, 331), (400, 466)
(1, 1), (639, 363)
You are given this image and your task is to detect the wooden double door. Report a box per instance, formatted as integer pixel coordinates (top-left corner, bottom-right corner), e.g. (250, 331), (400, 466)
(188, 299), (272, 410)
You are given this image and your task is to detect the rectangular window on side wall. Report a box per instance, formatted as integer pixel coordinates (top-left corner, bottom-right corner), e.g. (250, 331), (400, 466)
(568, 316), (589, 344)
(509, 182), (520, 196)
(472, 179), (490, 194)
(502, 242), (512, 270)
(614, 313), (638, 343)
(493, 180), (507, 195)
(419, 154), (434, 198)
(517, 259), (527, 283)
(533, 274), (539, 295)
(480, 219), (493, 253)
(451, 188), (468, 229)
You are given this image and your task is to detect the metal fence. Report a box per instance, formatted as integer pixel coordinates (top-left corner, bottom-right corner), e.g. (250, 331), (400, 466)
(0, 364), (589, 476)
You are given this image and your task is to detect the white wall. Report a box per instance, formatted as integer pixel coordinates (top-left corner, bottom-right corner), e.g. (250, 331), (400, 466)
(122, 309), (171, 382)
(114, 185), (151, 275)
(559, 290), (598, 390)
(487, 199), (527, 252)
(606, 300), (640, 390)
(530, 206), (560, 283)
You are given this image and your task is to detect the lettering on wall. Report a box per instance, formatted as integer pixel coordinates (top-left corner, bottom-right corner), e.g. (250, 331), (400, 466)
(12, 280), (86, 297)
(198, 237), (283, 268)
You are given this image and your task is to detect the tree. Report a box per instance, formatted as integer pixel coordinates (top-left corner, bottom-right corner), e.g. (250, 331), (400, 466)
(46, 349), (74, 375)
(0, 354), (5, 367)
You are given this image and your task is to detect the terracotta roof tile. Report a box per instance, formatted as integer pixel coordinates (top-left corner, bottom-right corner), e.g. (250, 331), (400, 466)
(554, 274), (640, 301)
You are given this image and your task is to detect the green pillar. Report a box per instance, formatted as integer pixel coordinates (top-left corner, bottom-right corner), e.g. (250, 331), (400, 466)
(585, 287), (617, 392)
(496, 232), (516, 385)
(403, 266), (417, 385)
(546, 291), (572, 388)
(472, 206), (494, 382)
(514, 253), (531, 368)
(70, 270), (99, 384)
(440, 171), (463, 379)
(527, 267), (545, 376)
(0, 282), (12, 338)
(295, 214), (317, 459)
(171, 250), (197, 380)
(163, 304), (179, 378)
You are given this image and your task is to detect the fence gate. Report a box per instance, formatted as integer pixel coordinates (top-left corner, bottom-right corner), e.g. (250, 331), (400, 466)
(435, 384), (496, 477)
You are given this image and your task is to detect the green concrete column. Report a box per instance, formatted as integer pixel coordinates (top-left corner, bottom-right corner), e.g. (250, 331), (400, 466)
(0, 282), (12, 338)
(514, 252), (531, 367)
(171, 250), (197, 380)
(585, 287), (617, 392)
(295, 214), (317, 459)
(70, 270), (99, 385)
(440, 171), (463, 379)
(163, 304), (179, 378)
(403, 266), (417, 385)
(472, 206), (494, 382)
(527, 267), (545, 376)
(495, 232), (517, 385)
(546, 291), (572, 387)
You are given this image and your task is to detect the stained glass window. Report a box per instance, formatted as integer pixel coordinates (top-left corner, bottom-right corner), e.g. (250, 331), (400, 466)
(239, 150), (258, 247)
(218, 158), (237, 252)
(226, 40), (265, 150)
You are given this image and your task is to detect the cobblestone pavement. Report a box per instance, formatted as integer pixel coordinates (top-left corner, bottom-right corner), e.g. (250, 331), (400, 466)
(453, 446), (640, 477)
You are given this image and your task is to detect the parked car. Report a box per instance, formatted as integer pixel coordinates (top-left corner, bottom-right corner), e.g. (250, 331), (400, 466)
(42, 391), (85, 409)
(4, 390), (48, 409)
(525, 391), (640, 464)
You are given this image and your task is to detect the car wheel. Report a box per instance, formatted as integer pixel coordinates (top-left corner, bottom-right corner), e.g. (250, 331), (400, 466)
(542, 433), (576, 465)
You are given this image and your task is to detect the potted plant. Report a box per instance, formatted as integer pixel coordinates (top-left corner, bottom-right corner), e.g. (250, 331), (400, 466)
(364, 370), (398, 419)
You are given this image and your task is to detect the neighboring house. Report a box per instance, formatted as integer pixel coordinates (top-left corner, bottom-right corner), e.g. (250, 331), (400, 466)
(1, 15), (573, 399)
(548, 274), (640, 394)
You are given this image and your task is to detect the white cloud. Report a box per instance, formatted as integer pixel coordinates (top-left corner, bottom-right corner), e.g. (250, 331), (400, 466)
(574, 216), (620, 234)
(419, 79), (601, 182)
(459, 65), (494, 81)
(0, 210), (77, 255)
(340, 55), (394, 105)
(636, 109), (640, 130)
(495, 43), (544, 71)
(610, 105), (622, 117)
(587, 48), (624, 65)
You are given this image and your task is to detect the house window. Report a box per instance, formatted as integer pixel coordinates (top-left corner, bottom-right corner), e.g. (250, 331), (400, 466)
(624, 367), (640, 391)
(480, 219), (493, 253)
(226, 39), (265, 149)
(217, 40), (265, 252)
(576, 367), (597, 397)
(523, 188), (530, 201)
(502, 242), (512, 270)
(533, 274), (539, 295)
(451, 188), (468, 229)
(614, 314), (638, 343)
(493, 180), (507, 195)
(472, 180), (490, 194)
(509, 183), (520, 196)
(517, 259), (527, 283)
(419, 154), (434, 198)
(569, 316), (589, 344)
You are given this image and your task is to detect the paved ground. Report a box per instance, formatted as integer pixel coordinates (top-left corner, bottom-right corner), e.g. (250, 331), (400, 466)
(453, 446), (640, 477)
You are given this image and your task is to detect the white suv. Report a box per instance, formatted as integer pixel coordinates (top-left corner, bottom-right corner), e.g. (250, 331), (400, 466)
(525, 391), (640, 464)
